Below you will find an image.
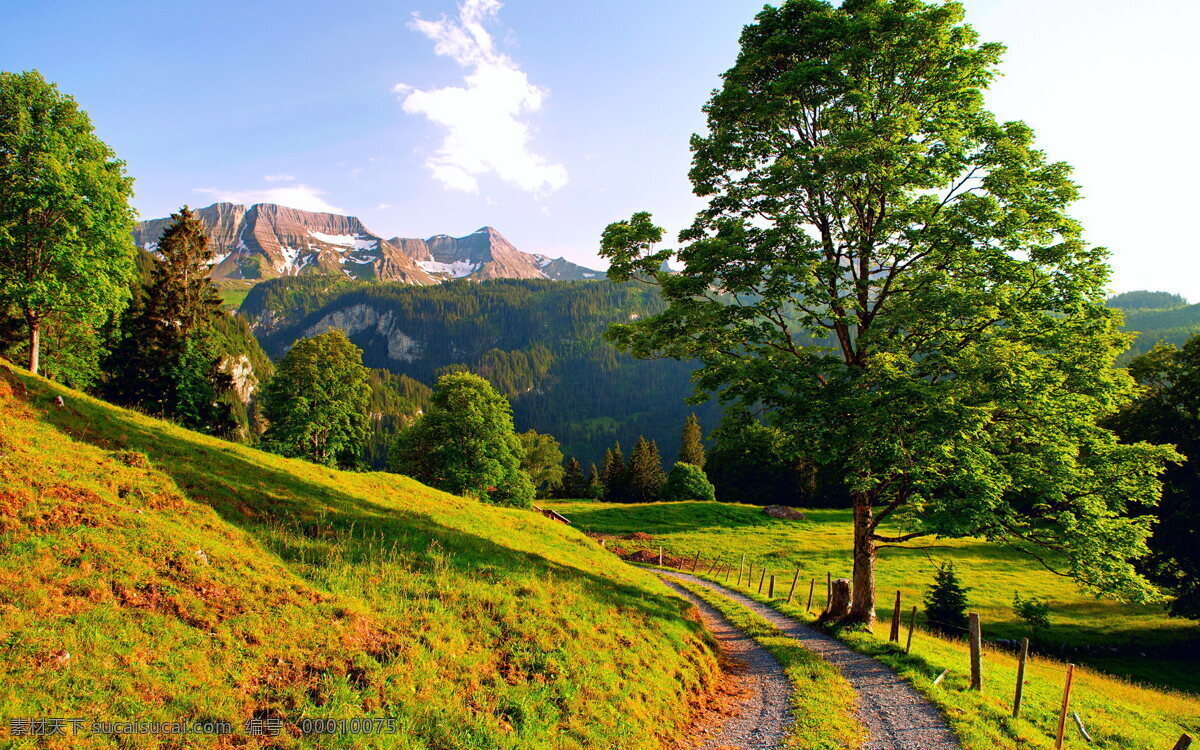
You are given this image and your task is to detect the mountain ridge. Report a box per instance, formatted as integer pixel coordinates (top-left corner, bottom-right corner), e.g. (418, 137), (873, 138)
(132, 202), (601, 285)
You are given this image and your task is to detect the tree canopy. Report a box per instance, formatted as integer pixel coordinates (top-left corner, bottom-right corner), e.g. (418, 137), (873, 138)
(600, 0), (1175, 623)
(390, 372), (535, 507)
(0, 70), (136, 378)
(262, 329), (370, 466)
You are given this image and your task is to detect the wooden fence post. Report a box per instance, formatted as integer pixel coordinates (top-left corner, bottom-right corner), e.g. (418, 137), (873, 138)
(806, 578), (816, 612)
(1012, 638), (1029, 718)
(787, 569), (800, 603)
(658, 546), (663, 566)
(769, 575), (776, 598)
(905, 606), (917, 654)
(725, 561), (732, 582)
(1173, 733), (1193, 750)
(1055, 664), (1075, 750)
(826, 571), (832, 607)
(707, 556), (721, 575)
(691, 551), (701, 572)
(889, 590), (902, 642)
(758, 569), (766, 594)
(747, 564), (753, 588)
(737, 554), (745, 586)
(968, 612), (983, 691)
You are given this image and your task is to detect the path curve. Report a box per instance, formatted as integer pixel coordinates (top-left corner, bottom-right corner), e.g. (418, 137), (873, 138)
(658, 577), (792, 749)
(660, 570), (961, 750)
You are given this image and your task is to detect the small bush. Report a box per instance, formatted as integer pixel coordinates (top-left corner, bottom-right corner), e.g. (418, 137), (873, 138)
(924, 562), (971, 635)
(1013, 592), (1051, 634)
(662, 462), (716, 502)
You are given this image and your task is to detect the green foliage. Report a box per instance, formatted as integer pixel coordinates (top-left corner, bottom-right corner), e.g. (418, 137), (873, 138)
(1109, 338), (1200, 619)
(262, 329), (370, 466)
(361, 368), (432, 469)
(240, 276), (720, 465)
(557, 457), (589, 499)
(103, 207), (237, 434)
(599, 0), (1177, 610)
(518, 429), (565, 497)
(587, 463), (604, 500)
(628, 436), (666, 502)
(1012, 593), (1051, 635)
(662, 462), (716, 502)
(924, 563), (971, 635)
(1107, 290), (1187, 311)
(390, 372), (535, 507)
(0, 70), (136, 376)
(601, 442), (630, 502)
(679, 412), (705, 468)
(705, 408), (825, 507)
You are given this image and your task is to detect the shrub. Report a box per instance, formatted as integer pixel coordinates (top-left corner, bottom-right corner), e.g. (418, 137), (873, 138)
(662, 462), (716, 502)
(1013, 592), (1051, 634)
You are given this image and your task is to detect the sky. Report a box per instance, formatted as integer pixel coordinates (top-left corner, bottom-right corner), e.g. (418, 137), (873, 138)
(4, 0), (1198, 298)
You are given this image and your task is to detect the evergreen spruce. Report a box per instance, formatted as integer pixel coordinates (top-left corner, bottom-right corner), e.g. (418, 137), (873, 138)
(558, 457), (589, 499)
(923, 563), (971, 636)
(587, 463), (603, 500)
(106, 206), (232, 431)
(602, 443), (629, 502)
(679, 413), (706, 468)
(629, 436), (666, 502)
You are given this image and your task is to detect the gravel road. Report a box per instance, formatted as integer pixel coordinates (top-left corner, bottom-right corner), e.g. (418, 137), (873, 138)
(660, 570), (961, 750)
(658, 577), (793, 749)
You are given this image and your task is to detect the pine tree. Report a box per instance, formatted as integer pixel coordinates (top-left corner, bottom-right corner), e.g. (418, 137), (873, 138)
(629, 436), (666, 502)
(679, 413), (705, 468)
(587, 463), (603, 499)
(558, 456), (588, 499)
(602, 442), (629, 502)
(924, 563), (971, 636)
(106, 206), (232, 430)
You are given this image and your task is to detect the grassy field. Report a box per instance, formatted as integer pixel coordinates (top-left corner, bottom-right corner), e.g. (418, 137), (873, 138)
(214, 279), (258, 311)
(0, 364), (724, 749)
(671, 577), (864, 750)
(545, 501), (1200, 694)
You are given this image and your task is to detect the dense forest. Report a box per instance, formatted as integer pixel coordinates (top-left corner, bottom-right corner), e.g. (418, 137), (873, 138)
(239, 277), (721, 466)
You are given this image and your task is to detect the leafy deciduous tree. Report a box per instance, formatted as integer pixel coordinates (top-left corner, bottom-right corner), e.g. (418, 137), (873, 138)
(0, 70), (136, 377)
(600, 0), (1175, 624)
(390, 371), (534, 507)
(263, 329), (370, 466)
(663, 462), (716, 502)
(518, 429), (565, 497)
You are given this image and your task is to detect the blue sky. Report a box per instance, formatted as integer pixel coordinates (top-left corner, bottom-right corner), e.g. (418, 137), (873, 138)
(4, 0), (1198, 298)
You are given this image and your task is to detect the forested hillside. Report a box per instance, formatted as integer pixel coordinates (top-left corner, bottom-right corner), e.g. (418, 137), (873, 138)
(239, 277), (720, 466)
(1107, 290), (1200, 361)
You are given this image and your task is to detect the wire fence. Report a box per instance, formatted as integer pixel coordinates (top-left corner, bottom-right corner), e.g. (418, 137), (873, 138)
(636, 545), (1197, 750)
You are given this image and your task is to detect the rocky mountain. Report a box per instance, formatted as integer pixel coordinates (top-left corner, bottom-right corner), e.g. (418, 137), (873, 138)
(133, 203), (600, 284)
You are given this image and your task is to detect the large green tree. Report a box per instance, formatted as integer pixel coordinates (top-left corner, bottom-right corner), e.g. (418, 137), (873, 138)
(0, 70), (136, 377)
(629, 436), (666, 503)
(262, 329), (370, 466)
(106, 207), (233, 431)
(390, 372), (534, 507)
(600, 0), (1175, 623)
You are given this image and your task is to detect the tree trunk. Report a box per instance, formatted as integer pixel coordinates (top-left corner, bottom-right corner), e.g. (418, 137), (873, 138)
(27, 315), (40, 375)
(820, 578), (852, 623)
(848, 493), (877, 626)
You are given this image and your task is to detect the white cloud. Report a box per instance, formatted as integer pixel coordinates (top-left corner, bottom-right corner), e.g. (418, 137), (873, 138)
(263, 173), (295, 182)
(396, 0), (567, 195)
(377, 202), (392, 209)
(194, 184), (343, 213)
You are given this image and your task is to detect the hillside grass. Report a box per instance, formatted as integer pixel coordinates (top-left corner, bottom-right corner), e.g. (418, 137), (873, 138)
(0, 363), (723, 749)
(669, 577), (864, 750)
(545, 501), (1200, 690)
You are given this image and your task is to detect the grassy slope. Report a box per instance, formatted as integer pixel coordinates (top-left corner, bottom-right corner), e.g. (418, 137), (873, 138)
(548, 501), (1200, 749)
(548, 501), (1200, 688)
(0, 364), (721, 749)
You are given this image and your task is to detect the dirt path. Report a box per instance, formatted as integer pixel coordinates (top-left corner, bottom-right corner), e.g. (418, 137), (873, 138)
(658, 577), (793, 749)
(660, 571), (961, 750)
